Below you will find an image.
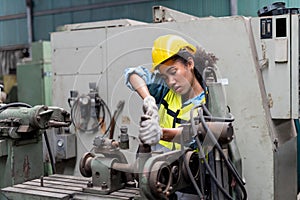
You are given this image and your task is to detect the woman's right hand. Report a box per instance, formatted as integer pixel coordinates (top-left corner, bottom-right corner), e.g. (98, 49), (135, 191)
(142, 96), (158, 116)
(139, 114), (162, 145)
(138, 96), (162, 145)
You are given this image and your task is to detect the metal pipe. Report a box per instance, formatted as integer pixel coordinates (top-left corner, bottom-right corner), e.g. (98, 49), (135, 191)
(197, 122), (234, 145)
(230, 0), (238, 16)
(112, 162), (135, 173)
(26, 0), (33, 57)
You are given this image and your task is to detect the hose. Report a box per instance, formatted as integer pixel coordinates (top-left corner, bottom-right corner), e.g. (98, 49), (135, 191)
(70, 95), (111, 134)
(43, 130), (56, 174)
(202, 103), (235, 122)
(180, 134), (204, 199)
(201, 104), (244, 185)
(70, 94), (112, 153)
(0, 102), (32, 113)
(195, 136), (234, 200)
(198, 105), (245, 186)
(192, 105), (247, 199)
(190, 106), (234, 200)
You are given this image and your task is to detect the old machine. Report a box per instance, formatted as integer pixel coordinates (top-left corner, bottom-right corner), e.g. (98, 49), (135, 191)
(0, 103), (71, 192)
(1, 2), (299, 200)
(71, 79), (246, 199)
(1, 78), (246, 199)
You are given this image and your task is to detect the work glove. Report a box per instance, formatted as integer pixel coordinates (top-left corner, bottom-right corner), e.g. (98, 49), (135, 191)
(142, 96), (158, 117)
(139, 96), (162, 145)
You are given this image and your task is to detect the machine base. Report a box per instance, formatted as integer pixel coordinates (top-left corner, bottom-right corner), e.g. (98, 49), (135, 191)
(1, 174), (140, 200)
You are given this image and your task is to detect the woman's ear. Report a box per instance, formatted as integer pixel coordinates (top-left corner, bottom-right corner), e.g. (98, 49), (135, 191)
(187, 57), (194, 70)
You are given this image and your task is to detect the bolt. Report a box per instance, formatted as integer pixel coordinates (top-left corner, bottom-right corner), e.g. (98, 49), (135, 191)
(40, 176), (44, 187)
(273, 138), (279, 151)
(101, 182), (108, 190)
(87, 181), (93, 188)
(165, 191), (170, 196)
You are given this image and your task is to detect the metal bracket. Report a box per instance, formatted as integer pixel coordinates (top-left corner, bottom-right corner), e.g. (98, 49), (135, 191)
(152, 5), (200, 23)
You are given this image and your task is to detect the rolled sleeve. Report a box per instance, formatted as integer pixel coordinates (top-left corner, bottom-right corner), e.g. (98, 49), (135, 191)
(124, 66), (152, 90)
(124, 66), (169, 104)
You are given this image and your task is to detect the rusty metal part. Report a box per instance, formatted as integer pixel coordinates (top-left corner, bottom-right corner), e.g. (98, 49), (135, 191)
(109, 100), (125, 139)
(149, 161), (172, 199)
(180, 121), (234, 145)
(182, 151), (200, 181)
(79, 152), (95, 177)
(141, 150), (193, 199)
(198, 122), (234, 144)
(23, 155), (30, 180)
(111, 162), (135, 174)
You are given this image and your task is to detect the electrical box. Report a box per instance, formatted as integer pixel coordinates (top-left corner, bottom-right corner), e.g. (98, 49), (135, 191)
(251, 14), (299, 119)
(56, 133), (76, 160)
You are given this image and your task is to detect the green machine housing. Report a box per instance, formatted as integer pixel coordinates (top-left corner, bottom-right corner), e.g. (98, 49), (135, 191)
(17, 41), (52, 106)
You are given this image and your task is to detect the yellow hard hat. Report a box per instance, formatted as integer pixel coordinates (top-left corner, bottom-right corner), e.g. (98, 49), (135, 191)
(151, 34), (196, 71)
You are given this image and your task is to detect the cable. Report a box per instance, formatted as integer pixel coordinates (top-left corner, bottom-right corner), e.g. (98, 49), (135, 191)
(195, 136), (233, 200)
(194, 105), (247, 200)
(99, 98), (112, 138)
(43, 130), (56, 174)
(203, 114), (234, 122)
(70, 94), (112, 153)
(190, 105), (234, 200)
(180, 133), (204, 199)
(201, 103), (235, 122)
(199, 105), (245, 185)
(198, 104), (243, 185)
(70, 95), (111, 134)
(198, 106), (245, 186)
(0, 102), (32, 113)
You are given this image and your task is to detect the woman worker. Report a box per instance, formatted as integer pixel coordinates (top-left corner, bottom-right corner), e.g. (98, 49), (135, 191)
(125, 34), (217, 151)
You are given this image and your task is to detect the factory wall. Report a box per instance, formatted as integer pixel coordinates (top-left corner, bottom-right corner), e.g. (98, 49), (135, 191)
(238, 0), (300, 16)
(1, 0), (230, 48)
(1, 1), (300, 48)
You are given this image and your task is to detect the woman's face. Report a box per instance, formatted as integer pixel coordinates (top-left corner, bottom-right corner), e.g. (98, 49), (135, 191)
(158, 58), (195, 96)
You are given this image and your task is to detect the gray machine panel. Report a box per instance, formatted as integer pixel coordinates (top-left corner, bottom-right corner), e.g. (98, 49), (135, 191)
(50, 14), (298, 199)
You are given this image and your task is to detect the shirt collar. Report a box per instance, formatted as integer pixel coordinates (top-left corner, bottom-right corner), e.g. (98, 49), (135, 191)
(182, 90), (205, 107)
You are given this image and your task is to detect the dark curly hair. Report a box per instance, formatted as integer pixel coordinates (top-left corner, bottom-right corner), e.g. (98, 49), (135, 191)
(170, 46), (218, 88)
(169, 46), (218, 107)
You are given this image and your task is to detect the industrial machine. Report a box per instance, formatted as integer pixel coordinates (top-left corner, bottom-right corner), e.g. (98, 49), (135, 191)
(1, 82), (247, 199)
(0, 2), (299, 200)
(0, 103), (71, 193)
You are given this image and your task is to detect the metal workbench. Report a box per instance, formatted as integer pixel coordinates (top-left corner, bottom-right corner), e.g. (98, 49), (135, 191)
(1, 174), (140, 200)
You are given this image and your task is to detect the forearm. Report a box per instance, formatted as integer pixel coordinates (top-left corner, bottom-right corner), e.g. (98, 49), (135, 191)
(161, 128), (182, 142)
(129, 74), (150, 99)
